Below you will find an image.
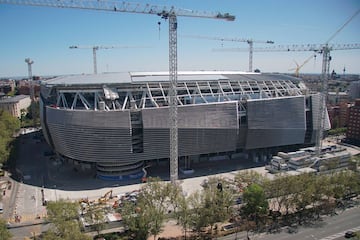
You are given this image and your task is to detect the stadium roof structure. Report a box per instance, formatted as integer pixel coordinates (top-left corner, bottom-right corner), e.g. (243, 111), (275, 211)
(42, 71), (301, 86)
(42, 71), (306, 111)
(39, 70), (324, 180)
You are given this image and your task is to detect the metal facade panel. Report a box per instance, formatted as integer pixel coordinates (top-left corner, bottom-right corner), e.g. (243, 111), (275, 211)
(246, 96), (306, 149)
(46, 107), (134, 163)
(178, 103), (238, 155)
(142, 102), (238, 157)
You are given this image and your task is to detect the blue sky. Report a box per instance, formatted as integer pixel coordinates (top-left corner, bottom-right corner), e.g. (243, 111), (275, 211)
(0, 0), (359, 77)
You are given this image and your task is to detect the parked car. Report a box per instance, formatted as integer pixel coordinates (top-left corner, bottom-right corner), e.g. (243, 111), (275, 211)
(345, 231), (356, 238)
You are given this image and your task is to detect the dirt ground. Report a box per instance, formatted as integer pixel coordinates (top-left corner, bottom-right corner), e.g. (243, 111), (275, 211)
(148, 219), (184, 240)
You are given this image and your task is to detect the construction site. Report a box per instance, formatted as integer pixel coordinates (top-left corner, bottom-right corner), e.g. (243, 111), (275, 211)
(0, 0), (359, 239)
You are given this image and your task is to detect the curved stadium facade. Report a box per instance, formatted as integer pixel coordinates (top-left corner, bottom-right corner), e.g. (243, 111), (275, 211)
(39, 71), (329, 180)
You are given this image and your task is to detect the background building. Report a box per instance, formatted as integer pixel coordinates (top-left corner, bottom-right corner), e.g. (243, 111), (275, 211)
(40, 71), (330, 180)
(349, 81), (360, 100)
(0, 95), (31, 118)
(0, 79), (15, 95)
(346, 99), (360, 146)
(328, 102), (351, 128)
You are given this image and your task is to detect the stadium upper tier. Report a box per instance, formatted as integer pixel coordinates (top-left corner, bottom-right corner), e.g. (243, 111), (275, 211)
(41, 71), (306, 111)
(39, 71), (327, 180)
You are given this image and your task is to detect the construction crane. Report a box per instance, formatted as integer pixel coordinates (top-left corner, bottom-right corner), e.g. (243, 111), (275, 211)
(0, 0), (235, 184)
(69, 45), (150, 74)
(183, 35), (274, 72)
(235, 42), (360, 155)
(289, 54), (316, 77)
(238, 10), (359, 156)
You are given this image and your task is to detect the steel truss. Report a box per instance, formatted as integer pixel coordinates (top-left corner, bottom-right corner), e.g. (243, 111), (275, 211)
(52, 79), (303, 111)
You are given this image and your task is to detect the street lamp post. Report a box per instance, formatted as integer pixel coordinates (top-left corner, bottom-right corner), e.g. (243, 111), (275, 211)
(25, 58), (35, 126)
(54, 185), (57, 201)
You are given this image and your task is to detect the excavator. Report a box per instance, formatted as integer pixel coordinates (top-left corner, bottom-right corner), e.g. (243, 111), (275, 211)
(98, 190), (113, 204)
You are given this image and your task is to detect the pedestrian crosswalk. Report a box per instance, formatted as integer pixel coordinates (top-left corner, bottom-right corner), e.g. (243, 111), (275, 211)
(320, 226), (360, 240)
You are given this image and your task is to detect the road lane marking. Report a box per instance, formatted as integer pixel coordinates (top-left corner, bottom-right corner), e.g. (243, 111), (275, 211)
(320, 226), (360, 240)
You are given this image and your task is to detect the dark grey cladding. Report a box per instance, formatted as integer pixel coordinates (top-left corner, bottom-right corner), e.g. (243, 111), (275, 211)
(142, 102), (238, 157)
(46, 107), (134, 164)
(46, 102), (239, 165)
(245, 96), (306, 149)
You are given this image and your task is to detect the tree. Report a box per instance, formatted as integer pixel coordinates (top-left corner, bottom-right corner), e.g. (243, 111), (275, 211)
(203, 179), (234, 235)
(234, 170), (266, 192)
(0, 110), (20, 164)
(121, 199), (154, 240)
(175, 194), (191, 239)
(186, 177), (234, 238)
(26, 101), (40, 126)
(83, 204), (106, 236)
(186, 190), (209, 235)
(290, 174), (316, 224)
(44, 200), (91, 240)
(20, 101), (40, 127)
(242, 183), (269, 227)
(120, 178), (181, 240)
(0, 219), (12, 240)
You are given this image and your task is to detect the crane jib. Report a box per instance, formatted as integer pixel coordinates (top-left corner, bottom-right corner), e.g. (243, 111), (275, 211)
(0, 0), (235, 21)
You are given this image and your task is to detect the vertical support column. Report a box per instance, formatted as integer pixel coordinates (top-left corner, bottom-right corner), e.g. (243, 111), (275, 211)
(248, 41), (253, 72)
(169, 14), (178, 184)
(316, 45), (330, 156)
(93, 47), (98, 74)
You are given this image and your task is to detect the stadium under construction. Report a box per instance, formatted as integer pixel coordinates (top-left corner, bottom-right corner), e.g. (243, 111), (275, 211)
(39, 71), (330, 180)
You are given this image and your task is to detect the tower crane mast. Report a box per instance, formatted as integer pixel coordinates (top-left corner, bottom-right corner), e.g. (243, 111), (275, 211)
(184, 35), (274, 72)
(247, 42), (360, 156)
(0, 0), (235, 183)
(250, 8), (359, 155)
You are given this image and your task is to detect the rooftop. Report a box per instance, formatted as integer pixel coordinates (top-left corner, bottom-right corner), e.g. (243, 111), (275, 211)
(0, 95), (29, 103)
(41, 71), (301, 86)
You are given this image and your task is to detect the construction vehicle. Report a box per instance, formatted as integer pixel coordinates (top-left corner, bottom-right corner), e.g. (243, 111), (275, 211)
(141, 165), (151, 183)
(79, 197), (89, 204)
(112, 200), (119, 209)
(98, 190), (113, 204)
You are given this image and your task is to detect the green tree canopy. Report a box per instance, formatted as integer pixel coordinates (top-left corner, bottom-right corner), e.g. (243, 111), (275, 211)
(0, 110), (20, 164)
(242, 183), (269, 218)
(120, 178), (182, 240)
(186, 177), (234, 237)
(44, 200), (91, 240)
(0, 219), (12, 240)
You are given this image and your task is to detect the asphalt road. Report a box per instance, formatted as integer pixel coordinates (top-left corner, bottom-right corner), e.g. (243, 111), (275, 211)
(9, 222), (50, 240)
(220, 206), (360, 240)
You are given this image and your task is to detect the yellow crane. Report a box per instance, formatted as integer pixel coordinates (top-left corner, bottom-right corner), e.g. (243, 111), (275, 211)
(0, 0), (235, 184)
(289, 54), (316, 77)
